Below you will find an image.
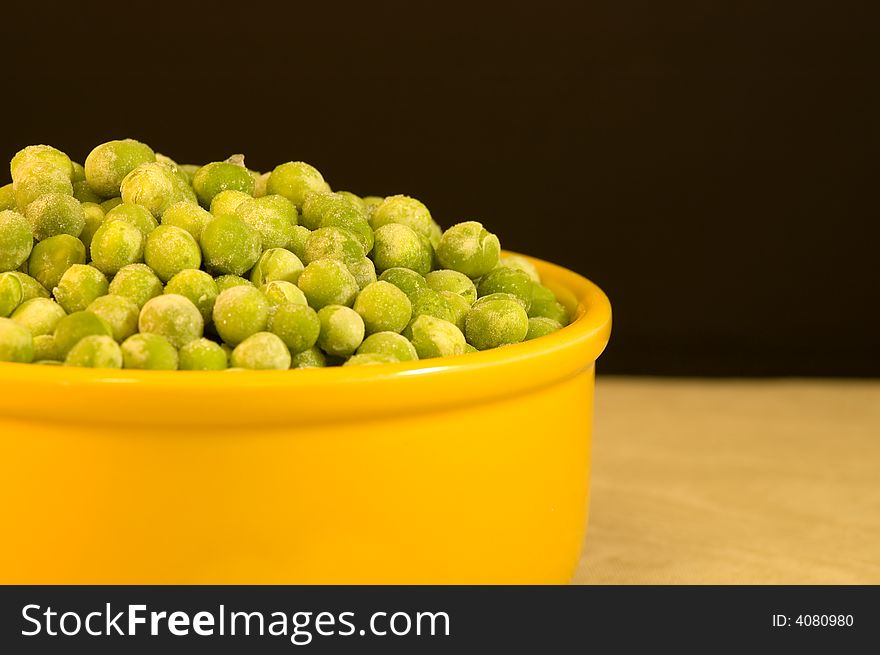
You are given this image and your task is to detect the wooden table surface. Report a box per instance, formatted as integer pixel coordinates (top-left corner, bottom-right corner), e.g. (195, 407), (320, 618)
(574, 377), (880, 584)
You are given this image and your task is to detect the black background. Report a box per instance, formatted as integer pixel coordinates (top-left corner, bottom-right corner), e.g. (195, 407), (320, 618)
(3, 1), (878, 376)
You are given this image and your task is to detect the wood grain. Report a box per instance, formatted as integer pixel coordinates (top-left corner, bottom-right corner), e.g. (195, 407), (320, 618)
(574, 377), (880, 584)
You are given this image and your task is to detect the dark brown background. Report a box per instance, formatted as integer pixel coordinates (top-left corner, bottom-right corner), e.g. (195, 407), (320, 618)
(3, 1), (878, 375)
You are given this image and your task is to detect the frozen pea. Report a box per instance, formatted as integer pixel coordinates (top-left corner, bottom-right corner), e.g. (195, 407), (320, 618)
(104, 202), (158, 236)
(72, 180), (103, 204)
(528, 298), (569, 325)
(0, 184), (16, 211)
(8, 272), (49, 301)
(465, 296), (529, 350)
(235, 194), (297, 249)
(348, 256), (377, 289)
(409, 287), (454, 324)
(161, 201), (212, 241)
(24, 193), (85, 240)
(268, 303), (321, 354)
(191, 158), (255, 207)
(477, 267), (533, 310)
(290, 345), (326, 369)
(335, 191), (367, 214)
(27, 234), (86, 290)
(79, 202), (105, 252)
(64, 335), (122, 369)
(89, 219), (144, 276)
(200, 215), (262, 276)
(144, 225), (202, 282)
(0, 210), (33, 272)
(378, 267), (427, 303)
(138, 294), (203, 348)
(370, 194), (434, 239)
(100, 197), (123, 213)
(11, 297), (66, 336)
(84, 139), (156, 198)
(53, 264), (108, 313)
(53, 311), (113, 358)
(436, 221), (500, 278)
(425, 269), (477, 304)
(32, 334), (58, 361)
(343, 353), (398, 366)
(297, 258), (359, 309)
(439, 291), (471, 332)
(472, 292), (521, 309)
(71, 161), (86, 183)
(409, 314), (467, 359)
(316, 304), (365, 357)
(287, 224), (310, 260)
(120, 162), (179, 217)
(214, 274), (253, 293)
(499, 254), (540, 282)
(231, 331), (291, 370)
(357, 331), (418, 362)
(86, 294), (139, 342)
(250, 248), (304, 286)
(120, 333), (178, 370)
(253, 171), (270, 197)
(261, 280), (307, 306)
(525, 316), (563, 340)
(464, 343), (478, 354)
(0, 273), (23, 317)
(179, 164), (200, 181)
(108, 263), (163, 308)
(164, 269), (218, 322)
(0, 317), (34, 363)
(212, 285), (269, 346)
(11, 145), (74, 181)
(301, 192), (373, 252)
(372, 224), (432, 275)
(266, 161), (330, 208)
(353, 281), (412, 334)
(179, 338), (228, 371)
(303, 226), (365, 265)
(362, 195), (384, 211)
(12, 163), (73, 212)
(210, 189), (252, 219)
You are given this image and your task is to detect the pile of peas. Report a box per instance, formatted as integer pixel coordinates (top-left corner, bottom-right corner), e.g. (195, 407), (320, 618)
(0, 140), (570, 370)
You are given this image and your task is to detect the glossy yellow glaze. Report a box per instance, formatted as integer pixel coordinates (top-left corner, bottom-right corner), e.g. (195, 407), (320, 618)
(0, 254), (611, 583)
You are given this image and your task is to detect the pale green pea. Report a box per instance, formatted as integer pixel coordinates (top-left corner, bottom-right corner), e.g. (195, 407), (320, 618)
(378, 267), (427, 304)
(79, 202), (105, 253)
(7, 272), (49, 301)
(343, 353), (398, 366)
(24, 193), (85, 241)
(477, 267), (534, 310)
(53, 264), (109, 313)
(250, 248), (304, 286)
(64, 335), (122, 369)
(266, 161), (330, 208)
(32, 334), (58, 361)
(214, 274), (253, 293)
(261, 280), (307, 306)
(0, 317), (34, 362)
(372, 223), (432, 275)
(297, 258), (359, 310)
(161, 201), (212, 241)
(100, 197), (123, 213)
(499, 254), (540, 282)
(53, 311), (113, 358)
(179, 338), (228, 370)
(231, 331), (291, 370)
(316, 304), (365, 357)
(11, 298), (66, 336)
(353, 281), (412, 334)
(436, 221), (501, 279)
(108, 263), (163, 308)
(287, 225), (310, 260)
(84, 139), (156, 198)
(290, 346), (326, 369)
(12, 163), (73, 211)
(164, 269), (218, 323)
(72, 180), (103, 204)
(104, 202), (158, 236)
(425, 269), (477, 304)
(465, 296), (529, 350)
(86, 294), (139, 342)
(347, 257), (377, 290)
(235, 194), (297, 249)
(138, 294), (204, 348)
(0, 184), (16, 211)
(210, 189), (252, 219)
(525, 316), (563, 340)
(191, 159), (255, 207)
(200, 215), (262, 276)
(120, 162), (179, 217)
(268, 302), (320, 354)
(439, 291), (471, 332)
(369, 194), (434, 239)
(27, 234), (86, 290)
(11, 145), (74, 181)
(212, 285), (270, 346)
(120, 333), (178, 370)
(356, 331), (418, 362)
(0, 273), (23, 317)
(89, 219), (144, 276)
(144, 224), (202, 282)
(409, 314), (467, 359)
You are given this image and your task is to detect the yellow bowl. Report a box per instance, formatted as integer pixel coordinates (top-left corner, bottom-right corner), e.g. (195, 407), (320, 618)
(0, 254), (610, 584)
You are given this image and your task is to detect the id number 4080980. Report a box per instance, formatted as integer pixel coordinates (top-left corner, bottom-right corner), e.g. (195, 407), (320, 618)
(772, 614), (854, 628)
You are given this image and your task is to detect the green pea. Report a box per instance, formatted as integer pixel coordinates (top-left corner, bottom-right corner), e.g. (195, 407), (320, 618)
(528, 298), (569, 325)
(287, 345), (324, 368)
(84, 139), (156, 198)
(436, 221), (500, 279)
(32, 334), (58, 361)
(178, 164), (200, 181)
(179, 338), (228, 371)
(301, 192), (373, 252)
(525, 316), (563, 340)
(266, 161), (330, 209)
(11, 145), (74, 181)
(192, 159), (255, 207)
(235, 194), (297, 249)
(287, 224), (311, 261)
(144, 225), (202, 282)
(425, 269), (477, 304)
(161, 201), (212, 241)
(104, 202), (158, 236)
(120, 333), (178, 370)
(231, 332), (291, 370)
(79, 202), (105, 252)
(250, 248), (304, 286)
(439, 291), (471, 332)
(159, 269), (218, 323)
(24, 193), (85, 241)
(53, 311), (113, 359)
(214, 274), (254, 293)
(71, 161), (86, 183)
(0, 210), (33, 272)
(353, 281), (412, 335)
(0, 273), (23, 317)
(12, 164), (74, 212)
(261, 280), (308, 306)
(409, 287), (454, 324)
(53, 264), (109, 313)
(370, 194), (434, 239)
(378, 267), (427, 304)
(362, 195), (384, 211)
(138, 294), (203, 349)
(11, 297), (66, 336)
(0, 184), (16, 211)
(372, 223), (432, 275)
(86, 294), (139, 342)
(0, 317), (35, 363)
(108, 263), (163, 308)
(72, 180), (103, 204)
(89, 219), (144, 276)
(357, 331), (418, 362)
(303, 226), (365, 266)
(120, 162), (180, 217)
(210, 189), (252, 219)
(465, 296), (529, 350)
(27, 234), (86, 290)
(297, 258), (359, 310)
(409, 314), (467, 359)
(499, 254), (540, 282)
(64, 335), (123, 369)
(268, 302), (320, 354)
(212, 285), (270, 347)
(348, 256), (377, 290)
(343, 353), (398, 366)
(100, 197), (123, 213)
(335, 191), (367, 213)
(7, 272), (49, 301)
(477, 267), (533, 310)
(200, 215), (262, 276)
(316, 304), (365, 357)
